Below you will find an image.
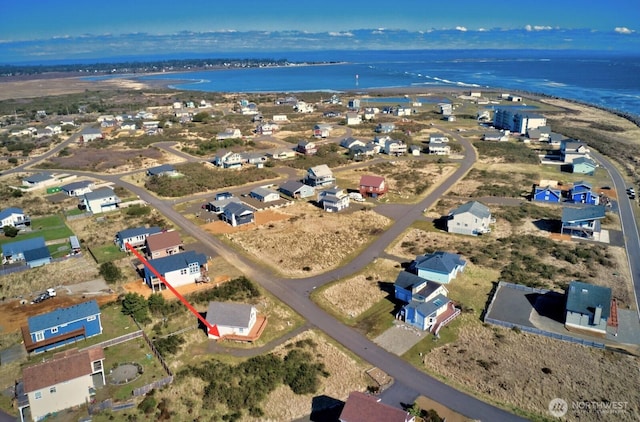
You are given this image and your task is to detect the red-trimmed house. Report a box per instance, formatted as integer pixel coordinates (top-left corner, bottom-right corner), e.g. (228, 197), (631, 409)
(358, 175), (388, 198)
(296, 140), (318, 155)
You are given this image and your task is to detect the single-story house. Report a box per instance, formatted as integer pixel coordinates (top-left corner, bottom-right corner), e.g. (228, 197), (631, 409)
(429, 133), (449, 143)
(340, 137), (365, 150)
(23, 246), (52, 268)
(483, 130), (509, 142)
(205, 301), (259, 340)
(80, 127), (103, 142)
(318, 187), (350, 212)
(60, 180), (94, 197)
(22, 172), (56, 189)
(359, 175), (387, 198)
(278, 181), (315, 199)
(114, 226), (162, 251)
(81, 187), (121, 214)
(22, 300), (102, 353)
(145, 230), (183, 259)
(572, 157), (597, 175)
(267, 149), (297, 160)
(561, 205), (606, 238)
(19, 348), (106, 422)
(447, 201), (493, 236)
(146, 164), (178, 177)
(250, 187), (281, 203)
(565, 280), (612, 337)
(409, 251), (466, 284)
(569, 181), (599, 205)
(532, 186), (562, 203)
(242, 152), (268, 167)
(339, 391), (415, 422)
(0, 207), (30, 228)
(216, 128), (242, 140)
(143, 250), (208, 292)
(305, 164), (336, 187)
(222, 202), (255, 227)
(428, 141), (451, 155)
(2, 237), (46, 264)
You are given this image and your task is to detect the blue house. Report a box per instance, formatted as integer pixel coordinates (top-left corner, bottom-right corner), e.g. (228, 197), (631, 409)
(1, 237), (46, 264)
(561, 205), (606, 239)
(402, 294), (452, 331)
(394, 271), (448, 304)
(409, 251), (466, 284)
(570, 181), (599, 205)
(222, 202), (255, 227)
(22, 300), (102, 353)
(23, 247), (52, 268)
(533, 186), (562, 203)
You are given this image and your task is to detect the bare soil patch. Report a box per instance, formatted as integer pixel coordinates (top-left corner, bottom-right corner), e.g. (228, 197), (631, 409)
(39, 146), (165, 173)
(202, 209), (291, 235)
(224, 202), (391, 277)
(423, 323), (640, 421)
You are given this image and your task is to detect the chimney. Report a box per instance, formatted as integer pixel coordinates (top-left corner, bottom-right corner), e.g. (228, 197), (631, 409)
(593, 304), (602, 325)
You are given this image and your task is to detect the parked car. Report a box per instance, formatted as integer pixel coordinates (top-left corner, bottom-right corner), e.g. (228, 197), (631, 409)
(31, 288), (56, 304)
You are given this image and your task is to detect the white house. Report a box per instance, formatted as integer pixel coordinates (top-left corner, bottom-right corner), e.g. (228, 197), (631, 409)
(428, 142), (451, 155)
(318, 187), (350, 212)
(345, 112), (362, 125)
(293, 101), (314, 113)
(383, 139), (407, 156)
(80, 127), (103, 142)
(143, 251), (209, 292)
(429, 134), (449, 143)
(60, 180), (94, 197)
(0, 207), (30, 228)
(205, 302), (258, 339)
(447, 201), (493, 236)
(82, 188), (121, 214)
(250, 187), (280, 203)
(272, 114), (288, 122)
(20, 348), (105, 422)
(216, 128), (242, 140)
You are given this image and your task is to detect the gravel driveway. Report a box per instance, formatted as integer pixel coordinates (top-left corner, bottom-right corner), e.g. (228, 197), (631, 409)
(373, 320), (427, 355)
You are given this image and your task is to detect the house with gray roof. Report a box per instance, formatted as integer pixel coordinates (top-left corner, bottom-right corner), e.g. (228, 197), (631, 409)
(278, 181), (315, 199)
(146, 164), (178, 177)
(565, 281), (612, 337)
(410, 251), (466, 284)
(22, 172), (56, 188)
(447, 201), (493, 236)
(561, 205), (606, 239)
(250, 187), (280, 203)
(305, 164), (335, 187)
(318, 187), (350, 212)
(222, 202), (254, 227)
(205, 301), (258, 340)
(60, 180), (94, 197)
(114, 226), (162, 251)
(143, 250), (208, 292)
(82, 187), (120, 214)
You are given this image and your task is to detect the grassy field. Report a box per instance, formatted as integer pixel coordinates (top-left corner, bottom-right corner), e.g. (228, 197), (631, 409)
(89, 243), (127, 264)
(0, 215), (74, 246)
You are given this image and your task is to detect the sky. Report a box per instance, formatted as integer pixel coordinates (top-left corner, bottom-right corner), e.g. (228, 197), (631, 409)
(2, 0), (638, 40)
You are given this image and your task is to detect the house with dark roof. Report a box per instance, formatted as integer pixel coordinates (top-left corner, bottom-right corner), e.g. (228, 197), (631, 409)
(22, 300), (102, 353)
(561, 205), (606, 238)
(565, 281), (612, 337)
(19, 347), (105, 422)
(572, 157), (597, 175)
(222, 202), (255, 227)
(359, 175), (387, 198)
(81, 187), (120, 214)
(569, 181), (599, 205)
(60, 180), (94, 197)
(394, 271), (449, 304)
(339, 391), (415, 422)
(410, 251), (466, 284)
(447, 201), (493, 236)
(146, 164), (178, 177)
(22, 172), (56, 188)
(114, 226), (162, 251)
(205, 197), (243, 214)
(0, 207), (30, 227)
(143, 250), (208, 292)
(23, 246), (52, 268)
(278, 180), (315, 199)
(532, 185), (562, 203)
(144, 230), (183, 259)
(312, 124), (332, 139)
(2, 237), (46, 264)
(205, 301), (265, 341)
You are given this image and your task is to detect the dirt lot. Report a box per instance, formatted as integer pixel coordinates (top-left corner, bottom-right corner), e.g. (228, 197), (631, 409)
(39, 145), (167, 173)
(424, 324), (640, 421)
(223, 202), (391, 277)
(202, 209), (291, 235)
(121, 274), (231, 300)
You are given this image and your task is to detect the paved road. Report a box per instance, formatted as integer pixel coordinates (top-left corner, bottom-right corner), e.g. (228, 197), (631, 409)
(10, 127), (526, 420)
(591, 150), (640, 316)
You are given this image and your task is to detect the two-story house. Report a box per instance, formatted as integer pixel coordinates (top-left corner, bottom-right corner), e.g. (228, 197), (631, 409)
(143, 250), (209, 292)
(318, 187), (350, 212)
(81, 188), (121, 214)
(115, 226), (162, 251)
(144, 230), (183, 259)
(447, 201), (493, 236)
(305, 164), (336, 187)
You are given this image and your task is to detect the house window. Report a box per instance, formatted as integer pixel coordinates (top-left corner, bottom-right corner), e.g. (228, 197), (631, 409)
(51, 327), (58, 334)
(188, 263), (199, 274)
(87, 315), (96, 322)
(35, 392), (42, 400)
(180, 268), (188, 275)
(49, 387), (56, 394)
(35, 331), (45, 342)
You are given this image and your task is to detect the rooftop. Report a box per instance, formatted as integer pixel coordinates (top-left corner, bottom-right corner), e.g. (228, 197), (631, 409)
(22, 348), (104, 393)
(145, 250), (208, 276)
(206, 301), (255, 328)
(116, 226), (162, 241)
(562, 205), (606, 223)
(450, 201), (491, 219)
(566, 281), (612, 319)
(28, 300), (100, 333)
(413, 251), (466, 275)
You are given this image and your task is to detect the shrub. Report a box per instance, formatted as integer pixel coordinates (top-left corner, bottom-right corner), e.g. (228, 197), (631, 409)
(2, 225), (19, 237)
(99, 262), (122, 283)
(138, 393), (157, 414)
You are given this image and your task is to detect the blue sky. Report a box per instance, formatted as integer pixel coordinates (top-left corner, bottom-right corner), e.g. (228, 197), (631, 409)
(2, 0), (638, 40)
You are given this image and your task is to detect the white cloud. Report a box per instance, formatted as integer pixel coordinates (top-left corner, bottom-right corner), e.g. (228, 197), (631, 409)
(614, 27), (634, 34)
(329, 31), (354, 37)
(455, 26), (467, 32)
(525, 25), (553, 31)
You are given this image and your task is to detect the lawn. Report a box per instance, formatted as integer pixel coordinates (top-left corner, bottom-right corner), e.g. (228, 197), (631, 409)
(89, 243), (127, 264)
(0, 215), (74, 246)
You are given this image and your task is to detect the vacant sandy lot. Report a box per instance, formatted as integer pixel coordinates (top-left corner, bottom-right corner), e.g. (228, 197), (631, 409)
(424, 323), (640, 421)
(225, 202), (391, 277)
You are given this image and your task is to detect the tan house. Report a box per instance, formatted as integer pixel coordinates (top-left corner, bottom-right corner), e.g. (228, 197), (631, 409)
(19, 348), (105, 422)
(145, 230), (183, 259)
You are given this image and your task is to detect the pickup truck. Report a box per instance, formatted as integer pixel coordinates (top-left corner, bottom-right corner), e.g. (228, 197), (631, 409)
(31, 288), (56, 304)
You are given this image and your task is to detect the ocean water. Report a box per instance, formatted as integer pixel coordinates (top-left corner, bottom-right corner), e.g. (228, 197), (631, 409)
(135, 50), (640, 117)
